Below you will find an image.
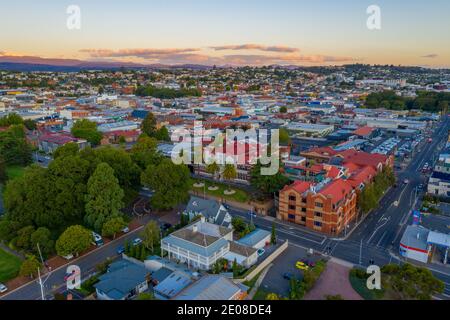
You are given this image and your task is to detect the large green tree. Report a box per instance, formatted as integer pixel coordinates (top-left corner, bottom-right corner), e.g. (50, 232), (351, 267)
(53, 142), (79, 159)
(19, 255), (41, 279)
(250, 161), (290, 195)
(101, 217), (127, 239)
(56, 225), (92, 257)
(141, 221), (160, 253)
(84, 163), (124, 233)
(31, 227), (55, 258)
(141, 113), (157, 137)
(0, 155), (6, 183)
(0, 125), (32, 166)
(130, 135), (161, 170)
(141, 159), (191, 210)
(71, 119), (103, 146)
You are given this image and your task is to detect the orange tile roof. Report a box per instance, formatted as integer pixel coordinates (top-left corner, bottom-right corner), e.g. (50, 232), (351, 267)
(318, 179), (353, 204)
(283, 181), (312, 194)
(353, 126), (375, 137)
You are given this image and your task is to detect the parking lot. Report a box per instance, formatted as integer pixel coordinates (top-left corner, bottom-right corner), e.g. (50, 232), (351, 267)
(259, 245), (320, 297)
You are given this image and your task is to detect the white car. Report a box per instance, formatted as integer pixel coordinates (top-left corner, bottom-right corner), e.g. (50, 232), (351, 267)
(122, 226), (130, 233)
(132, 238), (143, 246)
(0, 283), (8, 293)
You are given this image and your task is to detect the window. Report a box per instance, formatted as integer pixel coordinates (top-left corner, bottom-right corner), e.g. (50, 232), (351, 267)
(314, 212), (322, 218)
(289, 205), (296, 210)
(289, 195), (296, 202)
(314, 221), (322, 227)
(301, 216), (306, 222)
(301, 207), (306, 212)
(315, 202), (323, 208)
(288, 214), (295, 220)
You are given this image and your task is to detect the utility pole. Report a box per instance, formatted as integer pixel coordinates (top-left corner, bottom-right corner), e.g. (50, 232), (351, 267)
(359, 239), (363, 265)
(36, 243), (50, 301)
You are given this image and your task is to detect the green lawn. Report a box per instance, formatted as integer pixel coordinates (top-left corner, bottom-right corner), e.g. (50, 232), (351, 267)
(6, 165), (25, 180)
(192, 179), (249, 203)
(0, 248), (22, 283)
(253, 288), (271, 300)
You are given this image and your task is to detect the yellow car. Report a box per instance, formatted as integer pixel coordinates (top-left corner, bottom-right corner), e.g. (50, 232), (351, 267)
(296, 261), (309, 271)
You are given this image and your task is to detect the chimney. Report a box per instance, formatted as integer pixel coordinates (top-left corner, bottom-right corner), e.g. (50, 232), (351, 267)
(201, 216), (206, 223)
(193, 225), (198, 233)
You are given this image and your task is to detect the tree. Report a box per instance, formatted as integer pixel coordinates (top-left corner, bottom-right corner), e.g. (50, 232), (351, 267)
(141, 221), (160, 253)
(130, 135), (160, 170)
(0, 125), (32, 166)
(279, 128), (291, 146)
(71, 119), (103, 146)
(19, 255), (41, 279)
(102, 217), (127, 239)
(15, 225), (35, 251)
(141, 159), (191, 210)
(85, 163), (124, 232)
(266, 293), (280, 300)
(137, 292), (154, 300)
(206, 162), (220, 182)
(279, 106), (287, 113)
(232, 258), (242, 278)
(271, 222), (277, 245)
(56, 225), (92, 257)
(141, 112), (157, 137)
(155, 126), (170, 141)
(0, 219), (19, 242)
(0, 155), (6, 183)
(381, 263), (444, 300)
(250, 162), (290, 195)
(222, 164), (237, 183)
(30, 227), (54, 258)
(53, 142), (79, 159)
(23, 119), (37, 131)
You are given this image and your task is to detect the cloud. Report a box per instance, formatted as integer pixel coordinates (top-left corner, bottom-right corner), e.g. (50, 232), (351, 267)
(210, 44), (299, 53)
(79, 46), (354, 66)
(421, 54), (438, 59)
(80, 48), (201, 59)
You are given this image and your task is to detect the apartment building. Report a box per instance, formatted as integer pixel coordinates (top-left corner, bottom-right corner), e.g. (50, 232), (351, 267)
(278, 178), (357, 235)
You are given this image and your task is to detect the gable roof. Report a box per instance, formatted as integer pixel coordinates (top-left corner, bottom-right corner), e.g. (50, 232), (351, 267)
(282, 180), (312, 194)
(173, 275), (244, 300)
(185, 196), (221, 220)
(94, 260), (148, 300)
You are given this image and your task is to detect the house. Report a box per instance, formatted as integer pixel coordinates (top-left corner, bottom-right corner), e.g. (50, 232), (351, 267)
(38, 132), (89, 154)
(94, 259), (149, 300)
(173, 275), (248, 300)
(161, 218), (258, 270)
(278, 178), (357, 235)
(184, 196), (232, 228)
(236, 229), (271, 249)
(153, 270), (193, 300)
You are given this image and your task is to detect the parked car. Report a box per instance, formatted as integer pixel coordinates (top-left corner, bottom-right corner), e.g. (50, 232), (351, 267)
(283, 273), (294, 280)
(62, 254), (74, 260)
(295, 261), (309, 271)
(301, 259), (316, 268)
(121, 226), (130, 233)
(117, 246), (125, 255)
(92, 232), (104, 246)
(132, 238), (143, 246)
(161, 223), (172, 231)
(0, 283), (8, 293)
(257, 248), (265, 257)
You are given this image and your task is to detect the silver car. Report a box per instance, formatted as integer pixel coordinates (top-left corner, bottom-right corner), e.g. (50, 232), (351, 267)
(0, 283), (8, 293)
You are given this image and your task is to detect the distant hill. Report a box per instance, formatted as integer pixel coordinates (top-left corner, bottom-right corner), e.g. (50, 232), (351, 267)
(0, 55), (214, 72)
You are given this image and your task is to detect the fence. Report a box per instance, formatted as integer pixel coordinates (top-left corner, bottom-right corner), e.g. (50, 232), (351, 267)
(234, 240), (289, 283)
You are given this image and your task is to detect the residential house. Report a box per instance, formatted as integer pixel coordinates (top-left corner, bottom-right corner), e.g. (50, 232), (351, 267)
(183, 196), (232, 228)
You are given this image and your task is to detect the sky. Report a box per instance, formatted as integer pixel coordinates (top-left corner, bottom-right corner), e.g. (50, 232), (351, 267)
(0, 0), (449, 67)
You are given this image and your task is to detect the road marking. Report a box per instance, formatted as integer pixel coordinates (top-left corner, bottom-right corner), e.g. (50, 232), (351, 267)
(366, 217), (390, 244)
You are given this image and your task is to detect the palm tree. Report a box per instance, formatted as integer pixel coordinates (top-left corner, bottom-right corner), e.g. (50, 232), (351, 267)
(223, 164), (237, 192)
(206, 162), (220, 185)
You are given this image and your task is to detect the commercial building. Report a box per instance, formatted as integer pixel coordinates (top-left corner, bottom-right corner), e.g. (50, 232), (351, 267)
(278, 178), (357, 235)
